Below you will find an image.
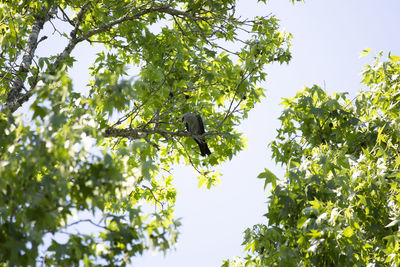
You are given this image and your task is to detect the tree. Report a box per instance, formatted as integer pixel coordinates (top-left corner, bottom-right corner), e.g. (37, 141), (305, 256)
(225, 52), (400, 266)
(0, 0), (296, 265)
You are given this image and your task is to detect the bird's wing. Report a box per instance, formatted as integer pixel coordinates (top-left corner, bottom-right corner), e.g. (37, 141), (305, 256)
(196, 114), (205, 134)
(184, 121), (189, 131)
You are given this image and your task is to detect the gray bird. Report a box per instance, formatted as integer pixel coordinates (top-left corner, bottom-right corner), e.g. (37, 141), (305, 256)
(181, 113), (212, 157)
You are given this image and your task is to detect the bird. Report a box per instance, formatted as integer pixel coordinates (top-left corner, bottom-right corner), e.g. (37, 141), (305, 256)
(181, 113), (212, 157)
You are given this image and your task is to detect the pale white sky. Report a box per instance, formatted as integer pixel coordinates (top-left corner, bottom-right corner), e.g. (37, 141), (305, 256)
(135, 0), (400, 266)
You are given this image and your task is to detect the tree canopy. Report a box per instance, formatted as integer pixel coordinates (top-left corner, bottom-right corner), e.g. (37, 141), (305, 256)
(225, 52), (400, 266)
(0, 0), (297, 265)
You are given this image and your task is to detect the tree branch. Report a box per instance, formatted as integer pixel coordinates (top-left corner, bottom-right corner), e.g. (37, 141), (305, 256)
(4, 5), (57, 113)
(52, 1), (91, 71)
(142, 185), (164, 211)
(68, 218), (107, 229)
(104, 126), (228, 139)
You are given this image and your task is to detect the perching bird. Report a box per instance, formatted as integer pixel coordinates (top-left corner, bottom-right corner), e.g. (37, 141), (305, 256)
(181, 113), (212, 157)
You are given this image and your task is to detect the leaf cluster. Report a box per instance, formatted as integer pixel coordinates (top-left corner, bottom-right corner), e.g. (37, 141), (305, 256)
(231, 54), (400, 266)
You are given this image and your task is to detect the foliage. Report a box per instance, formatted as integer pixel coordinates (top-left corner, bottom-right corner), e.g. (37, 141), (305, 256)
(224, 53), (400, 266)
(0, 0), (292, 265)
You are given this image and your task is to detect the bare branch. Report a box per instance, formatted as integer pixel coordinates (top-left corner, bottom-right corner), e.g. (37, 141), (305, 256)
(68, 218), (107, 229)
(175, 138), (204, 175)
(58, 5), (75, 27)
(142, 185), (164, 211)
(104, 126), (229, 139)
(216, 69), (254, 129)
(52, 1), (91, 71)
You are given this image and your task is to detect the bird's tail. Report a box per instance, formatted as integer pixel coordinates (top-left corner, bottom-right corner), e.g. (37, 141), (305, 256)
(203, 143), (211, 156)
(195, 139), (212, 157)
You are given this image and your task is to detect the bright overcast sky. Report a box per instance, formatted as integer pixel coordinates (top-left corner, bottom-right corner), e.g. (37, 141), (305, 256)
(134, 1), (400, 266)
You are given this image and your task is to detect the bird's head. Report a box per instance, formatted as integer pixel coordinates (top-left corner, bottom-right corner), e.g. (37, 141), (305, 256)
(181, 113), (193, 123)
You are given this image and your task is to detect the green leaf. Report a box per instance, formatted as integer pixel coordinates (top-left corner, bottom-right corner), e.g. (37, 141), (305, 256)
(389, 54), (400, 63)
(343, 226), (354, 237)
(360, 48), (371, 56)
(257, 168), (277, 188)
(32, 103), (47, 120)
(198, 176), (207, 188)
(386, 218), (400, 228)
(297, 216), (307, 229)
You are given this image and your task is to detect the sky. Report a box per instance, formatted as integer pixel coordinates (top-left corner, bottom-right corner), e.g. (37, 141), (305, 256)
(36, 0), (400, 266)
(134, 0), (400, 266)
